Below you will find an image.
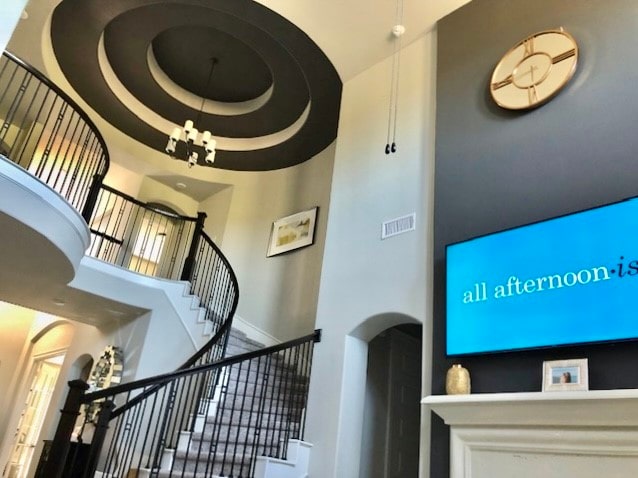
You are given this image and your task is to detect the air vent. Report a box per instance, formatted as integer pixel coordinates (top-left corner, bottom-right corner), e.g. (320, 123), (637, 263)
(381, 213), (416, 239)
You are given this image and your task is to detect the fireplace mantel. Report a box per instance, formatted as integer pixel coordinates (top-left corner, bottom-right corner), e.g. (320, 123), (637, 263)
(423, 390), (638, 478)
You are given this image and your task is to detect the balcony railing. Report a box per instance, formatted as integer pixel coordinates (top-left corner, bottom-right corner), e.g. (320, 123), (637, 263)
(0, 51), (109, 216)
(85, 184), (201, 281)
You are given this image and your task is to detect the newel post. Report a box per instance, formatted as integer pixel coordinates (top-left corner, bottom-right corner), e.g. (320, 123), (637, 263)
(81, 173), (104, 224)
(181, 212), (207, 281)
(43, 379), (89, 478)
(82, 400), (115, 478)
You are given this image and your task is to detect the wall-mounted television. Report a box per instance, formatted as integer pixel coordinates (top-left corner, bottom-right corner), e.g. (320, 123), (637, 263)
(446, 197), (638, 356)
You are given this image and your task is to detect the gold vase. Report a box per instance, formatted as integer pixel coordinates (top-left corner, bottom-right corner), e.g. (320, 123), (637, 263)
(446, 364), (471, 395)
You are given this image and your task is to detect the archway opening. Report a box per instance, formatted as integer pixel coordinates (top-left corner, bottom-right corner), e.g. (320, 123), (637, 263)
(359, 323), (422, 478)
(6, 352), (65, 478)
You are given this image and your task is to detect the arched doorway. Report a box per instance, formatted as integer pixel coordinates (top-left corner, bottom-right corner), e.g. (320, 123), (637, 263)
(5, 352), (65, 478)
(1, 320), (74, 478)
(359, 324), (422, 478)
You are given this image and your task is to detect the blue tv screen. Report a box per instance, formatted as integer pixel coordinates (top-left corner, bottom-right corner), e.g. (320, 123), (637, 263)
(446, 197), (638, 356)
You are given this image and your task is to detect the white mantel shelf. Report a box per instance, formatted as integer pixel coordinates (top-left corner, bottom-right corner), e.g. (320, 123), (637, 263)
(423, 390), (638, 478)
(423, 389), (638, 427)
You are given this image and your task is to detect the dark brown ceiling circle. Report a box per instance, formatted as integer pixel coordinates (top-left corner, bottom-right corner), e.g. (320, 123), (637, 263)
(151, 26), (272, 102)
(50, 0), (342, 171)
(100, 2), (308, 137)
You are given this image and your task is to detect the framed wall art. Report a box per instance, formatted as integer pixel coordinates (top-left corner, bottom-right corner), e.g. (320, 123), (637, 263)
(267, 207), (318, 257)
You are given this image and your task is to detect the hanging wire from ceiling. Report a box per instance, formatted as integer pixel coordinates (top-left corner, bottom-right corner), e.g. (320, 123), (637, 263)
(166, 57), (218, 167)
(385, 0), (405, 155)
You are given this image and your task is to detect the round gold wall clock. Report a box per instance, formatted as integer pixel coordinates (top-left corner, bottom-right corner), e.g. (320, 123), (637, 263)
(490, 28), (578, 110)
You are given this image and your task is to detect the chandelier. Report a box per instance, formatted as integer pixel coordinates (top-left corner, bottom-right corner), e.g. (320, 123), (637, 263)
(165, 58), (218, 167)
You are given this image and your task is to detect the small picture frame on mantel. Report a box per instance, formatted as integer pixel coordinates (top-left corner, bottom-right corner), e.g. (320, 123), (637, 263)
(542, 358), (589, 392)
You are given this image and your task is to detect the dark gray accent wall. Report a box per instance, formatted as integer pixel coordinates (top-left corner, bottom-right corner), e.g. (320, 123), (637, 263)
(433, 0), (638, 475)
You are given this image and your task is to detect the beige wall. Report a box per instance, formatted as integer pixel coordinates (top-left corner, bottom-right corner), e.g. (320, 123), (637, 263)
(0, 0), (27, 54)
(0, 307), (102, 477)
(102, 161), (144, 197)
(0, 301), (150, 478)
(137, 176), (199, 217)
(0, 303), (37, 441)
(201, 144), (336, 341)
(94, 142), (336, 344)
(101, 145), (335, 343)
(199, 185), (233, 244)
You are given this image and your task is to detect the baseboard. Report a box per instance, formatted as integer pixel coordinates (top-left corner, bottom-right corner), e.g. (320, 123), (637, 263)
(232, 315), (281, 346)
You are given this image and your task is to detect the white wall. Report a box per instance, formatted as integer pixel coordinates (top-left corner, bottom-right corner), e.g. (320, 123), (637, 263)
(306, 31), (436, 477)
(70, 257), (204, 377)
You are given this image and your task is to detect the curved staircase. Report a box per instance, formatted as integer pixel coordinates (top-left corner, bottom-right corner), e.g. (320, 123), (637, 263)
(0, 50), (319, 478)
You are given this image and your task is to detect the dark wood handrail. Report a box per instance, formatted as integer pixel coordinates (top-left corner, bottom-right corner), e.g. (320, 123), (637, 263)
(83, 329), (321, 403)
(96, 329), (321, 421)
(99, 183), (199, 221)
(89, 228), (123, 245)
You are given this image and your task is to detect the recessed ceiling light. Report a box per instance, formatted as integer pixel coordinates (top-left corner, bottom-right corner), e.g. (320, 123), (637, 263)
(107, 309), (125, 317)
(53, 298), (65, 306)
(175, 182), (187, 190)
(21, 10), (29, 20)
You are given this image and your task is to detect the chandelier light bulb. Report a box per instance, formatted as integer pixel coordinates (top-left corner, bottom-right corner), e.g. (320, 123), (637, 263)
(205, 150), (216, 164)
(188, 151), (198, 168)
(205, 138), (216, 154)
(184, 120), (194, 134)
(202, 130), (212, 145)
(165, 137), (176, 155)
(170, 127), (181, 141)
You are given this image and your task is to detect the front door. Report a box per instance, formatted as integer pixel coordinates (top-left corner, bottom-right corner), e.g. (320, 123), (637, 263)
(5, 353), (64, 478)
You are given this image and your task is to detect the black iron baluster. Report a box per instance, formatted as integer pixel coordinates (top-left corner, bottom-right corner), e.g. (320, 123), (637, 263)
(280, 345), (301, 458)
(16, 86), (51, 169)
(102, 392), (130, 476)
(0, 68), (31, 148)
(221, 360), (243, 476)
(208, 364), (234, 476)
(134, 386), (162, 474)
(61, 120), (88, 202)
(230, 355), (252, 477)
(82, 400), (115, 478)
(0, 61), (20, 124)
(251, 353), (273, 463)
(43, 101), (69, 184)
(81, 173), (103, 225)
(150, 381), (177, 473)
(290, 342), (308, 439)
(144, 384), (170, 470)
